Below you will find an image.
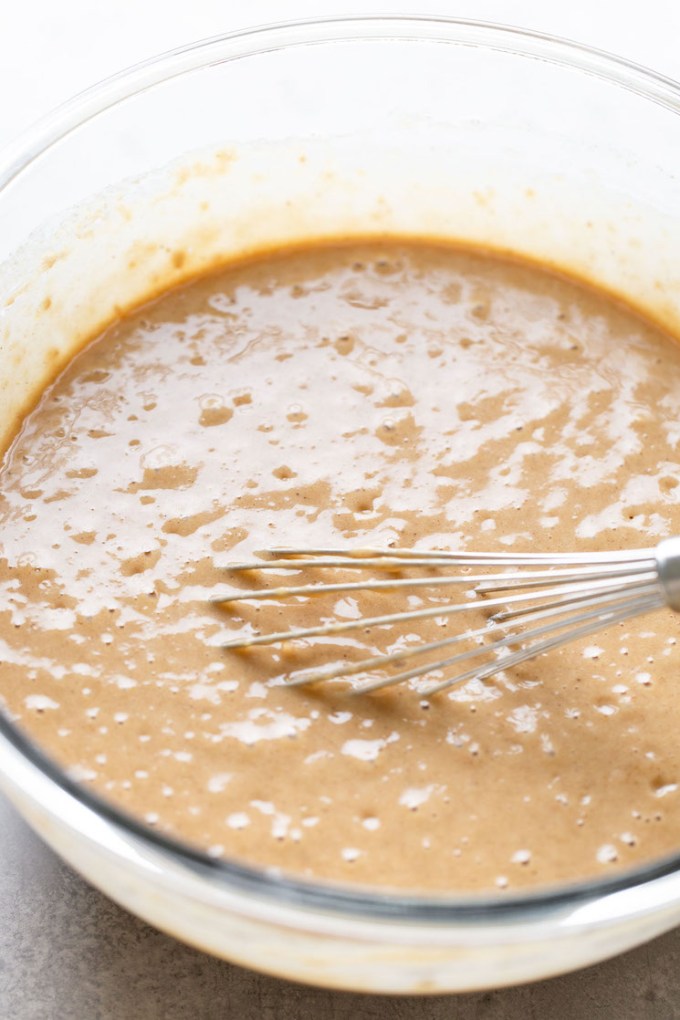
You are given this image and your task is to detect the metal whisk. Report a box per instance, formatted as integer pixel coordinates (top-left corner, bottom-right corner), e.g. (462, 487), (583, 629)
(213, 538), (680, 695)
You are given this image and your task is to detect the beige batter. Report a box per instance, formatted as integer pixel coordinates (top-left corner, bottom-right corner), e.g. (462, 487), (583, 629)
(1, 240), (680, 893)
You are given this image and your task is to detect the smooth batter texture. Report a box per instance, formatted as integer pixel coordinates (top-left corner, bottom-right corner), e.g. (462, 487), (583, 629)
(1, 241), (680, 893)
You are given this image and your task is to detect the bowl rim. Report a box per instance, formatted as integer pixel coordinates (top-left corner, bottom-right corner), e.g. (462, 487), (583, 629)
(2, 13), (680, 925)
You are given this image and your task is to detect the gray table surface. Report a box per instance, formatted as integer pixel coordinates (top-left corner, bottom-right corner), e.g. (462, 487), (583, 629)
(3, 3), (680, 1018)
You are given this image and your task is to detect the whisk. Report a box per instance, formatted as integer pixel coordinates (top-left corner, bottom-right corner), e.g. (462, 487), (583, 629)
(213, 538), (680, 695)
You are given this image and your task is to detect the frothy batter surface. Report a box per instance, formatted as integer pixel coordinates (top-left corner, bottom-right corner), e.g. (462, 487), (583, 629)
(1, 241), (680, 892)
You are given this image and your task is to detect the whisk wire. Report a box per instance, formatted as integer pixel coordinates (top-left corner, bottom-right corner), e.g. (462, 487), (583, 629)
(252, 546), (656, 565)
(286, 586), (663, 692)
(424, 593), (664, 696)
(213, 563), (656, 605)
(219, 576), (658, 651)
(214, 542), (675, 695)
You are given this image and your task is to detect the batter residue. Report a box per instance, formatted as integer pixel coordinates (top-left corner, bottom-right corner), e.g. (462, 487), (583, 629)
(1, 241), (680, 892)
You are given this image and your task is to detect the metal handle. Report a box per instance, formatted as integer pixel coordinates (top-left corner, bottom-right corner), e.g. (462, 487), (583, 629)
(656, 537), (680, 611)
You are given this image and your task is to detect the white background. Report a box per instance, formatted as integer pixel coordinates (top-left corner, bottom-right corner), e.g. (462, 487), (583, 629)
(3, 0), (680, 147)
(2, 3), (680, 1018)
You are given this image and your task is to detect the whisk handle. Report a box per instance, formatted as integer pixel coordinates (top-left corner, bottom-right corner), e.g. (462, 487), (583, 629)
(656, 537), (680, 611)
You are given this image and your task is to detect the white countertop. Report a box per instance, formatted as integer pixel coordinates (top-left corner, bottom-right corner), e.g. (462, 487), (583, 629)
(2, 2), (680, 1016)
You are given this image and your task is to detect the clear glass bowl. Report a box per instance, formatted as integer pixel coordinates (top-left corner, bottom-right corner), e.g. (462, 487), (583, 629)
(1, 16), (680, 994)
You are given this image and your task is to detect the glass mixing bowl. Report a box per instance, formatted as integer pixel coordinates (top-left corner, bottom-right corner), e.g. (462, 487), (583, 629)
(1, 15), (680, 994)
